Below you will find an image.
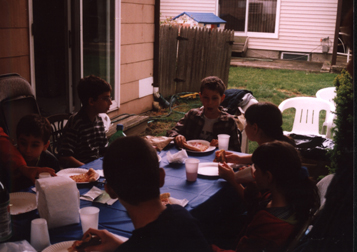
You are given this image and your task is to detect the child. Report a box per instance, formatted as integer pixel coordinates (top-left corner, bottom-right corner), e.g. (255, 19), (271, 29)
(80, 136), (212, 252)
(222, 102), (294, 164)
(16, 114), (60, 172)
(167, 76), (241, 151)
(214, 141), (320, 252)
(0, 126), (57, 192)
(58, 75), (112, 167)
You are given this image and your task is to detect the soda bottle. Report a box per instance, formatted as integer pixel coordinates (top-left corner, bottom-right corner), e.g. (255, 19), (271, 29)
(109, 124), (126, 145)
(0, 181), (12, 242)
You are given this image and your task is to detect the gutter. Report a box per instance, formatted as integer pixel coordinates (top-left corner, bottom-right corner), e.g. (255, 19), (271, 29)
(153, 0), (160, 88)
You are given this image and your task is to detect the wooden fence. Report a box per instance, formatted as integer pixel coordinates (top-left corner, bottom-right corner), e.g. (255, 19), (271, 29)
(158, 26), (234, 98)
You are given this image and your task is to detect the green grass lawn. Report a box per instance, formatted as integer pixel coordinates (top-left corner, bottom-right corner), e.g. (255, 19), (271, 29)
(147, 67), (338, 153)
(228, 67), (338, 153)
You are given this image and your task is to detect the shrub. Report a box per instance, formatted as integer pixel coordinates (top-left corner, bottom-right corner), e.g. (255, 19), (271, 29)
(328, 69), (353, 174)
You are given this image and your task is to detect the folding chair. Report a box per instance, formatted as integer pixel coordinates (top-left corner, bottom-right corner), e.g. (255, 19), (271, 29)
(0, 73), (40, 144)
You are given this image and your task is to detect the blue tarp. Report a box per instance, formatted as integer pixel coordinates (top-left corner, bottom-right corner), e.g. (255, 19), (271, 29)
(172, 12), (226, 24)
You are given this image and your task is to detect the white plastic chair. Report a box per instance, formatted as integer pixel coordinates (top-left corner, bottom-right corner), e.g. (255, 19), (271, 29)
(316, 87), (336, 105)
(278, 97), (335, 138)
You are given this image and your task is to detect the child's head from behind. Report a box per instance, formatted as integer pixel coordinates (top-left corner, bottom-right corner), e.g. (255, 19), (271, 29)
(77, 75), (112, 109)
(200, 76), (226, 96)
(16, 114), (51, 164)
(252, 141), (319, 222)
(245, 102), (284, 141)
(252, 141), (301, 191)
(103, 136), (161, 206)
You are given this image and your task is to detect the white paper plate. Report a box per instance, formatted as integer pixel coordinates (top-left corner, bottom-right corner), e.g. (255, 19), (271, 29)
(197, 162), (234, 177)
(42, 234), (129, 252)
(9, 192), (37, 215)
(158, 154), (162, 162)
(56, 168), (100, 184)
(186, 140), (216, 153)
(42, 241), (75, 252)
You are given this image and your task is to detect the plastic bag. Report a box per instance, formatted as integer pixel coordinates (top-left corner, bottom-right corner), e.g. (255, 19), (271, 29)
(289, 133), (334, 161)
(0, 240), (37, 252)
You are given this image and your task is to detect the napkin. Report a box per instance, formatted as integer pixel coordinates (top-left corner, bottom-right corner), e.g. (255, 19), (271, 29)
(80, 186), (118, 205)
(166, 149), (188, 163)
(36, 176), (80, 229)
(144, 136), (174, 151)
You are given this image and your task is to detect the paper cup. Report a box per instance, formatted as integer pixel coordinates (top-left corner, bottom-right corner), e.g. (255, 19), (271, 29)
(234, 166), (255, 183)
(79, 207), (100, 233)
(218, 134), (230, 151)
(185, 158), (200, 182)
(38, 172), (51, 179)
(31, 218), (50, 251)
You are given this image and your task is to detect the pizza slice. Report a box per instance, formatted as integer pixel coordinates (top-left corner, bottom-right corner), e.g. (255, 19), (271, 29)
(70, 168), (98, 183)
(67, 233), (101, 252)
(213, 149), (227, 163)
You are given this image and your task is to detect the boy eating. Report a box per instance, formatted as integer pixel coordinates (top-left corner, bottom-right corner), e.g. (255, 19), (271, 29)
(59, 75), (112, 167)
(167, 76), (241, 151)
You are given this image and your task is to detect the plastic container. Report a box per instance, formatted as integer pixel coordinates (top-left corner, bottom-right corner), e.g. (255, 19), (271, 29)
(109, 124), (126, 145)
(0, 181), (12, 242)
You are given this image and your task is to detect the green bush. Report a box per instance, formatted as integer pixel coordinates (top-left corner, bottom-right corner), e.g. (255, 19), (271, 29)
(328, 69), (353, 174)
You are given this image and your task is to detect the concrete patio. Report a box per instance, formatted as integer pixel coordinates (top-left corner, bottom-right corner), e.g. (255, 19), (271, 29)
(230, 55), (349, 73)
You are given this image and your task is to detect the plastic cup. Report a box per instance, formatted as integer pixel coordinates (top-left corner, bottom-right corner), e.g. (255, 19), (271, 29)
(185, 158), (200, 182)
(217, 134), (230, 151)
(38, 172), (51, 179)
(31, 218), (50, 251)
(234, 166), (255, 183)
(79, 207), (100, 234)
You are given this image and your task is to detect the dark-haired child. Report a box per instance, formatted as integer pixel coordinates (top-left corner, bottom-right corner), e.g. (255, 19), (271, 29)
(167, 76), (241, 151)
(80, 136), (212, 252)
(58, 75), (112, 167)
(215, 141), (319, 252)
(16, 114), (60, 172)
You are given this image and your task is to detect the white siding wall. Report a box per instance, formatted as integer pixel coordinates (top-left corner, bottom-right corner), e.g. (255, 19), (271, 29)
(248, 0), (338, 54)
(160, 0), (217, 21)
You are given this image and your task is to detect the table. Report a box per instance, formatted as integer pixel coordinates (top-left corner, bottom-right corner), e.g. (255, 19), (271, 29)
(10, 143), (246, 246)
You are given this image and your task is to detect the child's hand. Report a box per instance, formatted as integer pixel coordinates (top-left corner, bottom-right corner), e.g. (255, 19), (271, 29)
(19, 166), (57, 184)
(210, 139), (218, 147)
(225, 152), (243, 164)
(174, 135), (186, 148)
(218, 162), (235, 183)
(82, 228), (124, 252)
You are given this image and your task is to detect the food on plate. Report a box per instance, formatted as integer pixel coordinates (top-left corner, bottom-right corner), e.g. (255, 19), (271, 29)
(213, 149), (227, 163)
(68, 233), (101, 252)
(183, 141), (209, 152)
(160, 193), (171, 206)
(70, 168), (98, 183)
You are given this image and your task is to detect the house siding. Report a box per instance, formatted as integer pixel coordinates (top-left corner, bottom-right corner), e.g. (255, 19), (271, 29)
(110, 0), (155, 117)
(247, 0), (338, 55)
(160, 0), (217, 21)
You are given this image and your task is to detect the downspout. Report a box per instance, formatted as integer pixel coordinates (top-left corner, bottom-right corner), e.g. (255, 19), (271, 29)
(153, 0), (160, 88)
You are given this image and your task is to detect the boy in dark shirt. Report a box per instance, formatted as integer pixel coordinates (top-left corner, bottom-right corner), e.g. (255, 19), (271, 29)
(81, 136), (212, 252)
(16, 114), (60, 172)
(167, 76), (241, 151)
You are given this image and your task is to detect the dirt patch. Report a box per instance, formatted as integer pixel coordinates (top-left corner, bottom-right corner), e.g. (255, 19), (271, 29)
(276, 89), (302, 96)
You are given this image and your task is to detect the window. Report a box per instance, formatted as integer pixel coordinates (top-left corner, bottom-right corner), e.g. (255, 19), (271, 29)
(219, 0), (280, 38)
(82, 0), (120, 109)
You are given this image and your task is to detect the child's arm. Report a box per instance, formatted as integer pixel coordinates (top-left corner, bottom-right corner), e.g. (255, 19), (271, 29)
(218, 162), (245, 198)
(59, 156), (85, 168)
(225, 152), (252, 164)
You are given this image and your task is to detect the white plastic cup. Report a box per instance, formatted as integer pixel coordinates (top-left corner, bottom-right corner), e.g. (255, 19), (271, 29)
(234, 166), (255, 183)
(31, 218), (50, 251)
(38, 172), (51, 179)
(79, 207), (100, 234)
(218, 134), (230, 151)
(185, 158), (200, 182)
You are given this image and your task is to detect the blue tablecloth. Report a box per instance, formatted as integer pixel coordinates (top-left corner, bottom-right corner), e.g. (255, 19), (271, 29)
(10, 143), (246, 245)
